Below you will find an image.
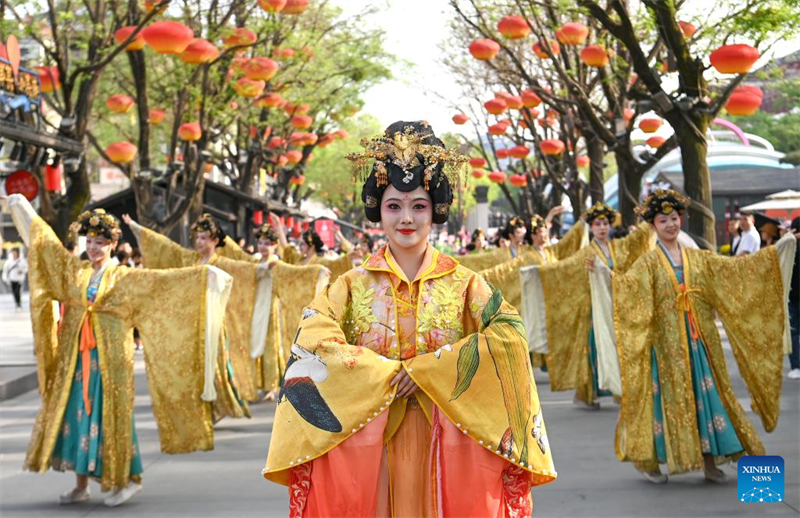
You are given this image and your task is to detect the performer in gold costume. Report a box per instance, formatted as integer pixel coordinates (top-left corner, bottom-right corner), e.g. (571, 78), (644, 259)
(124, 213), (267, 406)
(596, 190), (796, 483)
(262, 121), (556, 517)
(519, 203), (655, 408)
(6, 194), (232, 507)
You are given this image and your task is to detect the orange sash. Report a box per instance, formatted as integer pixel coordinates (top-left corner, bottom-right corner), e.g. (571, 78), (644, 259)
(80, 302), (97, 415)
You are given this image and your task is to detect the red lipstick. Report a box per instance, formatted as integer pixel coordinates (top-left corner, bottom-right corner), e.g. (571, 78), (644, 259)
(397, 229), (415, 235)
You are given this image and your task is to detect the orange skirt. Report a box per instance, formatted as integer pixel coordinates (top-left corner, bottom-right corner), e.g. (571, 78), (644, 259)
(291, 401), (530, 517)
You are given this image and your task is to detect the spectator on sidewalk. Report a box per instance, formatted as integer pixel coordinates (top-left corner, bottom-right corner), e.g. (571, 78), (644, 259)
(732, 213), (760, 256)
(2, 247), (28, 310)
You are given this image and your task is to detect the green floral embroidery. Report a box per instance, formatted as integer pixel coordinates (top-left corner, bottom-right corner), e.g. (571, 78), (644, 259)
(418, 279), (464, 336)
(342, 279), (378, 343)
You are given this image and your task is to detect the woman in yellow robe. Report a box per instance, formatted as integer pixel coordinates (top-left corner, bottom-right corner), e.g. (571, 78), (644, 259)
(219, 224), (329, 396)
(280, 226), (354, 282)
(7, 195), (232, 507)
(124, 214), (269, 405)
(519, 203), (655, 409)
(597, 190), (796, 483)
(263, 121), (555, 517)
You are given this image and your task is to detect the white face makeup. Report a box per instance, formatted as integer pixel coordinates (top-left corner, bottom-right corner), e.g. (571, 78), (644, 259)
(380, 185), (433, 252)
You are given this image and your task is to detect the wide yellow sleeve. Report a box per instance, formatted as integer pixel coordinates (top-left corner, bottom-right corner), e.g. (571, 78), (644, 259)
(538, 247), (594, 391)
(690, 235), (796, 433)
(280, 245), (303, 265)
(317, 253), (353, 282)
(612, 254), (657, 462)
(138, 226), (199, 269)
(263, 274), (403, 485)
(547, 220), (588, 261)
(408, 271), (556, 486)
(610, 222), (655, 272)
(102, 266), (232, 453)
(24, 216), (82, 393)
(479, 251), (541, 311)
(218, 237), (259, 263)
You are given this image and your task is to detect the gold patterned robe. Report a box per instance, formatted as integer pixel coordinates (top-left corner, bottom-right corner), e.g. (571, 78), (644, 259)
(610, 234), (796, 473)
(282, 245), (353, 282)
(519, 223), (654, 400)
(136, 227), (264, 403)
(13, 207), (231, 492)
(264, 244), (557, 503)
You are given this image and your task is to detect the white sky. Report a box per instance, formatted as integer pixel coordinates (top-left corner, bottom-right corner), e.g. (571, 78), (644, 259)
(335, 0), (800, 140)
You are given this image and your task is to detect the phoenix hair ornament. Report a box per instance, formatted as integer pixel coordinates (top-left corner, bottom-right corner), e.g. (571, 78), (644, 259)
(191, 213), (227, 247)
(636, 189), (689, 223)
(348, 121), (468, 225)
(585, 202), (618, 225)
(72, 209), (122, 241)
(529, 214), (546, 233)
(254, 224), (278, 243)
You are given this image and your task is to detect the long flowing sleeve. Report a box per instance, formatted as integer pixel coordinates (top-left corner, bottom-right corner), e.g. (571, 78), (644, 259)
(547, 219), (588, 260)
(589, 261), (622, 396)
(690, 234), (797, 433)
(219, 237), (259, 263)
(280, 245), (303, 265)
(136, 225), (200, 269)
(612, 254), (657, 462)
(7, 194), (80, 392)
(478, 251), (540, 311)
(610, 222), (655, 272)
(100, 265), (233, 453)
(316, 253), (353, 282)
(457, 247), (511, 272)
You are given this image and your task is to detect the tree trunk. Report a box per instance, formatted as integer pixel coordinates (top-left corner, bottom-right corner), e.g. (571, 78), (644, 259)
(586, 135), (605, 205)
(615, 144), (643, 227)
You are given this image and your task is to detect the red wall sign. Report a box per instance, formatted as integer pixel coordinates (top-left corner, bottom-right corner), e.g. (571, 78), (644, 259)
(4, 170), (39, 200)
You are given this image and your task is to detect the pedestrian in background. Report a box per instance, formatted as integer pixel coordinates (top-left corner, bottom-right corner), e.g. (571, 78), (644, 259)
(2, 247), (28, 310)
(732, 212), (760, 255)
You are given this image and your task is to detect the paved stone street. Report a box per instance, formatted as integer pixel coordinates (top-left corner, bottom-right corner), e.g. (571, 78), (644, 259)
(0, 293), (798, 517)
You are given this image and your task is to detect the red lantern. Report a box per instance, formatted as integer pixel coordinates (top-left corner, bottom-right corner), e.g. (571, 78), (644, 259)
(180, 39), (219, 64)
(259, 0), (287, 12)
(149, 109), (166, 125)
(105, 141), (138, 163)
(255, 92), (282, 108)
(537, 118), (556, 128)
(290, 132), (317, 146)
(496, 149), (511, 159)
(144, 0), (167, 13)
(484, 98), (508, 115)
(488, 171), (507, 183)
(284, 102), (311, 116)
(290, 174), (306, 185)
(4, 170), (39, 201)
(290, 115), (313, 129)
(242, 57), (279, 81)
(509, 174), (527, 187)
(317, 134), (336, 148)
(555, 22), (589, 46)
(283, 0), (309, 14)
(469, 157), (487, 168)
(521, 89), (541, 108)
(471, 169), (486, 179)
(505, 96), (523, 110)
(710, 44), (760, 74)
(452, 113), (469, 125)
(273, 46), (296, 59)
(469, 39), (500, 60)
(623, 108), (635, 123)
(576, 155), (591, 168)
(533, 39), (560, 59)
(646, 136), (666, 148)
(725, 85), (763, 116)
(223, 27), (257, 49)
(638, 117), (663, 133)
(497, 16), (530, 40)
(580, 45), (609, 67)
(233, 78), (266, 98)
(179, 122), (202, 141)
(678, 21), (696, 39)
(114, 26), (146, 51)
(106, 94), (135, 114)
(286, 150), (303, 164)
(540, 139), (565, 156)
(142, 21), (195, 54)
(277, 155), (289, 167)
(44, 163), (62, 191)
(510, 145), (529, 159)
(334, 129), (349, 140)
(34, 66), (60, 93)
(268, 137), (286, 149)
(253, 210), (264, 225)
(488, 123), (508, 136)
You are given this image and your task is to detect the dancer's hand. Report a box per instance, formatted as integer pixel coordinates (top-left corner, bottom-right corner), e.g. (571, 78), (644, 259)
(122, 213), (134, 225)
(391, 369), (419, 398)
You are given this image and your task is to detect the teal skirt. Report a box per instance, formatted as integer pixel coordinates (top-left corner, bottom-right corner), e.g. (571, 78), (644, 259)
(50, 348), (143, 478)
(651, 316), (744, 463)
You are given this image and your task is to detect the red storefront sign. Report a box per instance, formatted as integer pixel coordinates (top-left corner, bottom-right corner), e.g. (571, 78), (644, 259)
(4, 170), (39, 200)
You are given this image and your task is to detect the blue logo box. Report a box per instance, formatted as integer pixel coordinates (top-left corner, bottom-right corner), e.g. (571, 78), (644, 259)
(738, 455), (784, 503)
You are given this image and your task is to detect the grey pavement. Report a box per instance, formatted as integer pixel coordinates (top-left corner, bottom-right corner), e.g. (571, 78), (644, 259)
(0, 292), (798, 517)
(0, 292), (38, 400)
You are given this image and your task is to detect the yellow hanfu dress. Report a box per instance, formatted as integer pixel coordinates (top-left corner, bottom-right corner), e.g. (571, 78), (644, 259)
(282, 245), (353, 283)
(519, 222), (655, 403)
(609, 233), (796, 474)
(217, 240), (329, 392)
(9, 196), (232, 492)
(133, 226), (269, 404)
(263, 244), (556, 517)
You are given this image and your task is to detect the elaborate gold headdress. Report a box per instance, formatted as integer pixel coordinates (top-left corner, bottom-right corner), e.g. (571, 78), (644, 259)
(584, 202), (618, 224)
(71, 209), (121, 241)
(635, 189), (689, 222)
(191, 214), (226, 246)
